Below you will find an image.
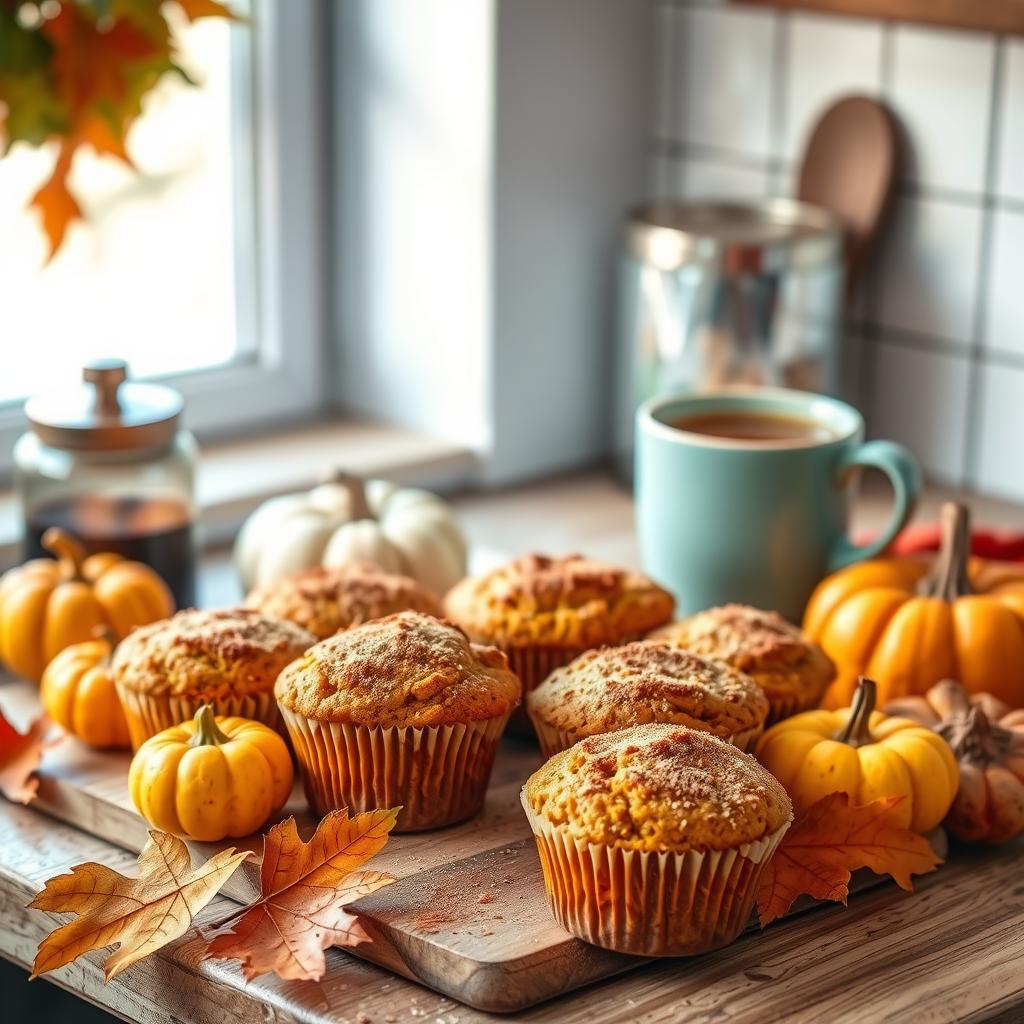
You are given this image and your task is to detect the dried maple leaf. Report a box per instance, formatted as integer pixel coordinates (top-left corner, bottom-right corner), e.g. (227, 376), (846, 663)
(0, 705), (51, 804)
(756, 792), (942, 927)
(29, 831), (250, 981)
(205, 808), (398, 981)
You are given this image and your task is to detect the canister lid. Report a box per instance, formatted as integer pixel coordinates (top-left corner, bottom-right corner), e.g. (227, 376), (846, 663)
(25, 359), (183, 451)
(627, 199), (843, 273)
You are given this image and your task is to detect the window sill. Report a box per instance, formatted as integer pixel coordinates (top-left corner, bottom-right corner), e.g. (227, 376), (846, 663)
(0, 419), (477, 570)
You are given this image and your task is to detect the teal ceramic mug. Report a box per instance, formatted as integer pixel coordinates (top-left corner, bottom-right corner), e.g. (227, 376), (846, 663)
(635, 388), (922, 622)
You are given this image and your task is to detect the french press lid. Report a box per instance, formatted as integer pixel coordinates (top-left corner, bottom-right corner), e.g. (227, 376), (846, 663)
(24, 359), (184, 452)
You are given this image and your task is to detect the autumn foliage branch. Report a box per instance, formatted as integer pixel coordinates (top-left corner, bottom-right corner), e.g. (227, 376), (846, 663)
(0, 0), (238, 258)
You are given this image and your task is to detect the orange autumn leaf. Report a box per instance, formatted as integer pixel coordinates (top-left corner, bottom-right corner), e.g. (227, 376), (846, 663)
(205, 808), (398, 981)
(29, 831), (250, 981)
(175, 0), (240, 21)
(756, 792), (942, 927)
(0, 705), (51, 804)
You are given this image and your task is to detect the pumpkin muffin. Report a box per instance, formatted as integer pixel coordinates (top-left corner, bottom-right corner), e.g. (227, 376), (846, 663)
(650, 604), (834, 724)
(526, 641), (768, 757)
(522, 724), (792, 956)
(275, 610), (521, 831)
(444, 554), (674, 731)
(244, 562), (442, 640)
(112, 608), (315, 749)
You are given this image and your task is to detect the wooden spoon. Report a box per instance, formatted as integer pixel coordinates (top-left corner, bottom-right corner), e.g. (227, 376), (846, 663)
(797, 95), (899, 298)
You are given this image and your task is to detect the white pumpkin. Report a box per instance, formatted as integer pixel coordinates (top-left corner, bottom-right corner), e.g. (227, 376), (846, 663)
(234, 475), (467, 596)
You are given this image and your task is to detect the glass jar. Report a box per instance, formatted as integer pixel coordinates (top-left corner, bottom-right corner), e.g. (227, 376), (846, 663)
(15, 359), (198, 608)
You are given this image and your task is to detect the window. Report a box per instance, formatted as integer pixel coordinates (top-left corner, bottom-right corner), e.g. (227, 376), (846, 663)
(0, 0), (326, 470)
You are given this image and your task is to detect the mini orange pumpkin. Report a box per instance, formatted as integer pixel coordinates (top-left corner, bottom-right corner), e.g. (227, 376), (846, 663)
(0, 528), (174, 681)
(887, 680), (1024, 844)
(804, 503), (1024, 708)
(40, 633), (131, 749)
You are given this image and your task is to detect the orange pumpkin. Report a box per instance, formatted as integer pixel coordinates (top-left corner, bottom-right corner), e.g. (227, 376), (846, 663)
(804, 503), (1024, 708)
(40, 633), (131, 749)
(0, 528), (174, 681)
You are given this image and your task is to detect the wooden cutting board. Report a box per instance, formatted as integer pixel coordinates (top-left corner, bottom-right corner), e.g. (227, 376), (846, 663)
(2, 680), (890, 1013)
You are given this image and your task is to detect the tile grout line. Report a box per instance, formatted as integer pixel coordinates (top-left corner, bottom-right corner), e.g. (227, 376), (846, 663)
(861, 20), (898, 433)
(961, 38), (1006, 491)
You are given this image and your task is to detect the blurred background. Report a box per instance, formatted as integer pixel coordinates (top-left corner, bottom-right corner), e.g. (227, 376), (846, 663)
(2, 0), (1021, 501)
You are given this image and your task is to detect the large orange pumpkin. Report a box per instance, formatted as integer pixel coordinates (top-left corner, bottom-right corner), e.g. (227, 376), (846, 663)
(804, 503), (1024, 709)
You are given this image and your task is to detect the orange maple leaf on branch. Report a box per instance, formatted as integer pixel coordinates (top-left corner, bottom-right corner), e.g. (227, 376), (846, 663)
(0, 0), (238, 259)
(29, 831), (250, 981)
(0, 705), (51, 804)
(756, 792), (943, 927)
(204, 808), (399, 981)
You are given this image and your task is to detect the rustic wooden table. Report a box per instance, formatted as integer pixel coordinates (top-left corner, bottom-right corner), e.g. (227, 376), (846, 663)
(3, 471), (1024, 1024)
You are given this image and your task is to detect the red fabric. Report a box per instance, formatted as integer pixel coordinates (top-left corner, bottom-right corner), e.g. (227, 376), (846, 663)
(855, 523), (1024, 562)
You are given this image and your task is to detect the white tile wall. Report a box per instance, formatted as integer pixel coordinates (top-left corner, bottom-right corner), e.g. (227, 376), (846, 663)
(876, 196), (983, 346)
(996, 42), (1024, 203)
(653, 4), (1024, 499)
(984, 209), (1024, 358)
(887, 26), (995, 194)
(657, 155), (770, 200)
(782, 14), (884, 161)
(672, 6), (777, 157)
(870, 342), (971, 485)
(976, 361), (1024, 501)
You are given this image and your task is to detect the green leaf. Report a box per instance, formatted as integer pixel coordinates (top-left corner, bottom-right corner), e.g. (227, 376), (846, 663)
(0, 6), (67, 149)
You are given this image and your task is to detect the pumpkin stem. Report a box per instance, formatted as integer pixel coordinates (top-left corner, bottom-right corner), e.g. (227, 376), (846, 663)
(935, 702), (1013, 767)
(836, 676), (877, 747)
(42, 527), (87, 582)
(190, 705), (231, 748)
(327, 470), (372, 521)
(919, 502), (973, 601)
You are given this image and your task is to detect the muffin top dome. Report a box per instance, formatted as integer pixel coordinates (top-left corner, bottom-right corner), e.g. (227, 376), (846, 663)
(444, 554), (674, 647)
(274, 610), (522, 728)
(526, 641), (768, 739)
(650, 604), (834, 704)
(244, 562), (442, 640)
(112, 608), (315, 699)
(523, 724), (791, 852)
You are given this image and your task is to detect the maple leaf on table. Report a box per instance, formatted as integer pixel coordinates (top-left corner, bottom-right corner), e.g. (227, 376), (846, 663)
(756, 792), (943, 927)
(205, 808), (399, 982)
(29, 831), (250, 981)
(0, 704), (51, 804)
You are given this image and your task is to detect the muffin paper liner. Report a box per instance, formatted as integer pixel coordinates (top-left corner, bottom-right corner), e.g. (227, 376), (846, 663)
(764, 689), (820, 727)
(116, 687), (280, 751)
(528, 717), (765, 759)
(280, 709), (510, 832)
(521, 794), (791, 957)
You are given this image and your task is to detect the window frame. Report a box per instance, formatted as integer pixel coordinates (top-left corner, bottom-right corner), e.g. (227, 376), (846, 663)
(0, 0), (330, 475)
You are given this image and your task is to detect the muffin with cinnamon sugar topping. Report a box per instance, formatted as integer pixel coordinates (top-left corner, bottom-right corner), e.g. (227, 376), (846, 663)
(444, 554), (674, 732)
(244, 562), (442, 639)
(276, 610), (521, 830)
(526, 641), (768, 756)
(650, 604), (834, 724)
(112, 607), (315, 749)
(522, 724), (792, 956)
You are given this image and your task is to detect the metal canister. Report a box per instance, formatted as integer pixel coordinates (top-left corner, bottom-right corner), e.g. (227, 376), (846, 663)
(614, 199), (844, 475)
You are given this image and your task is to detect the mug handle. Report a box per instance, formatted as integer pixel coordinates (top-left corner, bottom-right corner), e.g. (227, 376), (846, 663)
(827, 440), (922, 571)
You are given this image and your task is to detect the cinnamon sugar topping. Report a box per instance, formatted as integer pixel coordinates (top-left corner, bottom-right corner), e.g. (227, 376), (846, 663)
(444, 553), (675, 647)
(526, 641), (768, 739)
(524, 724), (791, 852)
(274, 610), (521, 727)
